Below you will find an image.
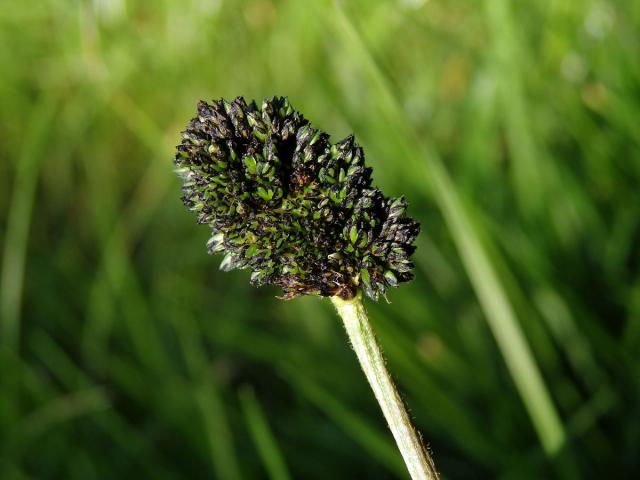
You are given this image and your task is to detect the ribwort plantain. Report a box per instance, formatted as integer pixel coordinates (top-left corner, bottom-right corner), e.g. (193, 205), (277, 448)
(175, 96), (438, 480)
(175, 96), (419, 302)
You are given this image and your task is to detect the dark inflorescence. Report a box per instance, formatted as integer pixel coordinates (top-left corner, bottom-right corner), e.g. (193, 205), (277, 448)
(175, 96), (419, 301)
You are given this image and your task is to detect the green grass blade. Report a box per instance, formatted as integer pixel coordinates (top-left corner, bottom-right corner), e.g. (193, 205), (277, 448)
(484, 0), (544, 214)
(1, 97), (58, 352)
(15, 387), (110, 447)
(286, 369), (407, 478)
(426, 159), (567, 456)
(194, 385), (243, 480)
(239, 386), (292, 480)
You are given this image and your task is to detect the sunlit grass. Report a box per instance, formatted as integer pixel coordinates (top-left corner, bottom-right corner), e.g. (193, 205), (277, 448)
(1, 0), (639, 478)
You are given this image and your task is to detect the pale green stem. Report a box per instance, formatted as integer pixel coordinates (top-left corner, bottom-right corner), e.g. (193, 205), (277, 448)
(331, 293), (439, 480)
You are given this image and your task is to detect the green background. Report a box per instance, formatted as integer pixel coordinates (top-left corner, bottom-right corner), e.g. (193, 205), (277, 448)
(1, 0), (639, 478)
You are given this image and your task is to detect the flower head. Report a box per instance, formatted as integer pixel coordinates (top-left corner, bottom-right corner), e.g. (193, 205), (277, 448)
(175, 96), (419, 300)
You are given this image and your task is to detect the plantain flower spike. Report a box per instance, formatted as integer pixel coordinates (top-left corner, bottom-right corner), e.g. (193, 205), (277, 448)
(175, 96), (419, 301)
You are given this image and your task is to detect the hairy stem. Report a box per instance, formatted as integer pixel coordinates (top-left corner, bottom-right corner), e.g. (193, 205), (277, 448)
(331, 293), (439, 480)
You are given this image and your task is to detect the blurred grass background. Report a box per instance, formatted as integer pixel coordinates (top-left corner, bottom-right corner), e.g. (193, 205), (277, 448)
(1, 0), (639, 478)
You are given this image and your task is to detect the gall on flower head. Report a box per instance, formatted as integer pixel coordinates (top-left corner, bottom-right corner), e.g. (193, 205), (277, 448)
(175, 96), (419, 301)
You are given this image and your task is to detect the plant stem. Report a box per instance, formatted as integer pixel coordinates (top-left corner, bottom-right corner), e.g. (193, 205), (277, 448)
(331, 293), (439, 480)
